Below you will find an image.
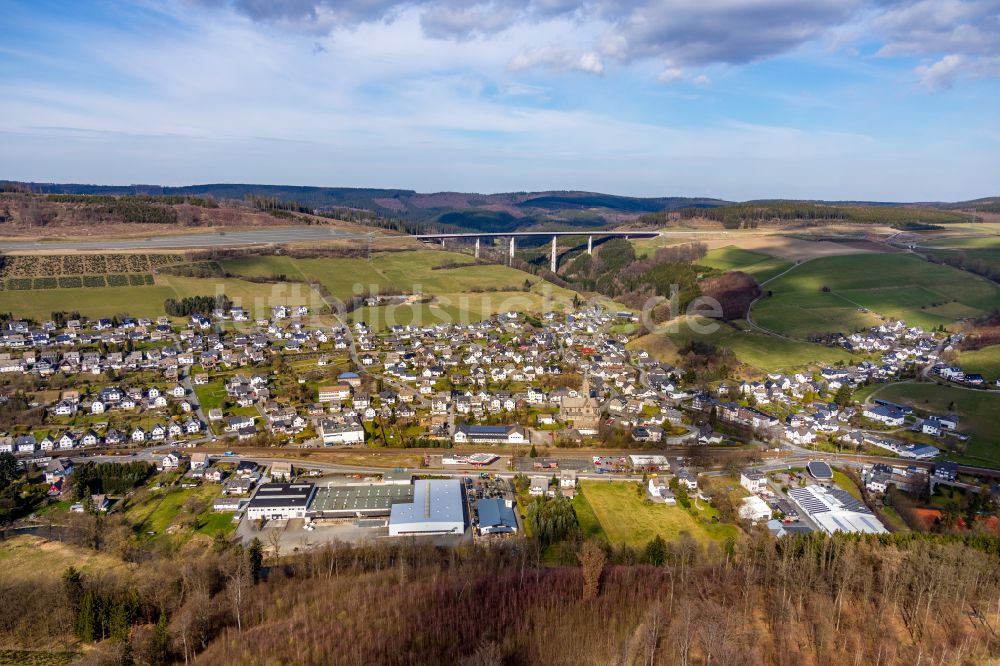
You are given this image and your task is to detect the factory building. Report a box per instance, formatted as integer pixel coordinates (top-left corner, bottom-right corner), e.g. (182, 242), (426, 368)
(246, 483), (316, 521)
(787, 485), (887, 535)
(388, 479), (466, 537)
(307, 482), (413, 519)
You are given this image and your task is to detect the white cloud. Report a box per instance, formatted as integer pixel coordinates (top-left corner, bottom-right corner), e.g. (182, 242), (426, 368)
(3, 0), (1000, 199)
(873, 0), (1000, 88)
(657, 65), (683, 83)
(509, 46), (604, 74)
(198, 0), (1000, 89)
(915, 54), (963, 90)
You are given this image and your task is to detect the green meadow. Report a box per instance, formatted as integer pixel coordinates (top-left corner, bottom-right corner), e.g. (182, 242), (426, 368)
(638, 317), (853, 374)
(698, 245), (792, 284)
(751, 253), (1000, 338)
(876, 382), (1000, 467)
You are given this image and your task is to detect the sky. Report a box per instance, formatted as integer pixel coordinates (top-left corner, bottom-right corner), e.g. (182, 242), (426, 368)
(1, 0), (999, 201)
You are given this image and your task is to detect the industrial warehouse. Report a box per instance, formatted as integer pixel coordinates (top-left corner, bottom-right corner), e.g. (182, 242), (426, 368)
(388, 479), (466, 536)
(787, 484), (887, 535)
(246, 483), (317, 521)
(307, 482), (414, 519)
(245, 475), (468, 538)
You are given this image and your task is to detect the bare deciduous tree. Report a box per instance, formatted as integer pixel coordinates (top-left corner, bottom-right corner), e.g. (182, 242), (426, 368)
(226, 550), (252, 633)
(578, 540), (606, 601)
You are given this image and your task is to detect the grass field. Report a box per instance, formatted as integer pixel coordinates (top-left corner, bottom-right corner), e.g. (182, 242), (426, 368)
(577, 480), (738, 548)
(0, 535), (132, 581)
(875, 382), (1000, 467)
(194, 379), (228, 413)
(958, 345), (1000, 381)
(124, 483), (220, 541)
(195, 511), (237, 537)
(217, 250), (579, 329)
(921, 236), (1000, 249)
(0, 650), (77, 666)
(222, 250), (576, 300)
(0, 284), (178, 320)
(926, 248), (1000, 277)
(572, 486), (607, 542)
(832, 469), (862, 500)
(633, 317), (853, 373)
(698, 246), (792, 284)
(751, 253), (1000, 338)
(0, 271), (322, 321)
(349, 291), (572, 330)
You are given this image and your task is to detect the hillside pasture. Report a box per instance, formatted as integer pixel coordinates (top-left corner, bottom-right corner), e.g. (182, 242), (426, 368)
(698, 245), (792, 283)
(221, 250), (579, 317)
(0, 284), (178, 320)
(874, 382), (1000, 467)
(0, 271), (322, 321)
(223, 251), (545, 295)
(751, 253), (1000, 338)
(957, 345), (1000, 382)
(921, 235), (1000, 250)
(0, 535), (133, 582)
(634, 317), (853, 373)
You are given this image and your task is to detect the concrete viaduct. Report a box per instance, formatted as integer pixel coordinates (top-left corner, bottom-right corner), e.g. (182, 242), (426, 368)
(414, 230), (661, 271)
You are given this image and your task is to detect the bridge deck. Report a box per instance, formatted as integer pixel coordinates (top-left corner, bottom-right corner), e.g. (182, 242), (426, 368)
(414, 230), (660, 239)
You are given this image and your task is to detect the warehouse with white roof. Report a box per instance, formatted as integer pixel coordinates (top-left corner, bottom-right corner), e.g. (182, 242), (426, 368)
(388, 479), (466, 537)
(788, 485), (887, 535)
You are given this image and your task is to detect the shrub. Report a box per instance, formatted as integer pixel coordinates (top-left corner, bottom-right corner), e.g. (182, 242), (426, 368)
(61, 255), (83, 274)
(82, 255), (107, 274)
(126, 255), (150, 272)
(6, 278), (32, 290)
(83, 275), (107, 287)
(107, 274), (129, 287)
(33, 277), (58, 289)
(58, 276), (83, 288)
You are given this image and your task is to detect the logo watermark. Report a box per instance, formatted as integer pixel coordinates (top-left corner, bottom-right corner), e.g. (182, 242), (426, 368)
(210, 279), (724, 335)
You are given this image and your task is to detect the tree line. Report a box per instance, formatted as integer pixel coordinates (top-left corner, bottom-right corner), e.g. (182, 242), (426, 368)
(163, 295), (233, 317)
(72, 461), (154, 500)
(640, 202), (971, 229)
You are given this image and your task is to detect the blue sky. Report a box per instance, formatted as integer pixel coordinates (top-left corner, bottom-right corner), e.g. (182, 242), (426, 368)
(1, 0), (999, 200)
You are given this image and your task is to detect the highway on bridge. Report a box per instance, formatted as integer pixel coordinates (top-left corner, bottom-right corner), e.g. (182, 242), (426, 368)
(0, 227), (385, 252)
(0, 226), (674, 253)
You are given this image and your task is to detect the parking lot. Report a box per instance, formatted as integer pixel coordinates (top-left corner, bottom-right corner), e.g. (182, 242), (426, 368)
(464, 473), (519, 536)
(514, 457), (593, 473)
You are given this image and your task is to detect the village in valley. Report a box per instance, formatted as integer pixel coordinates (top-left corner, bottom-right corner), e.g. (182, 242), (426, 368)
(4, 262), (999, 555)
(6, 2), (1000, 660)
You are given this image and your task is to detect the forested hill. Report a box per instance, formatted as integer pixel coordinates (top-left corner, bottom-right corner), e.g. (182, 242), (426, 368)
(3, 181), (995, 234)
(4, 181), (726, 230)
(640, 200), (980, 230)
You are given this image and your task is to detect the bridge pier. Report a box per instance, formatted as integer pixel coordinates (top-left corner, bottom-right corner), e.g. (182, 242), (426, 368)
(587, 235), (593, 255)
(474, 237), (480, 259)
(550, 236), (557, 272)
(441, 238), (446, 248)
(509, 237), (515, 264)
